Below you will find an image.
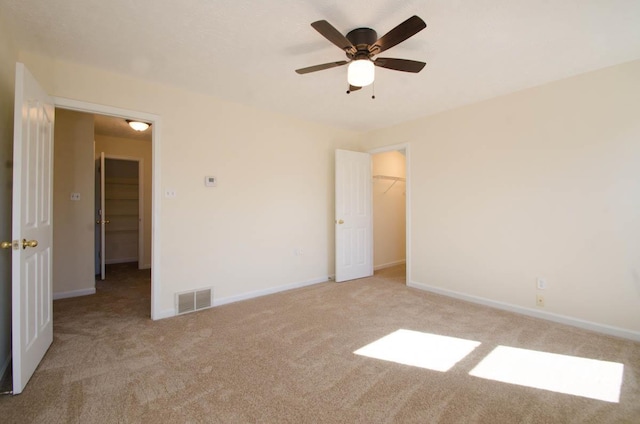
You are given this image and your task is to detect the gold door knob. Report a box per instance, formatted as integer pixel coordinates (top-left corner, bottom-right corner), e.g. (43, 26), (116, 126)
(96, 220), (111, 224)
(1, 241), (13, 249)
(22, 239), (38, 249)
(337, 219), (344, 224)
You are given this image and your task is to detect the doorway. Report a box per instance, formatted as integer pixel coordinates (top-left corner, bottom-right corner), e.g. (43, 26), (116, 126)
(334, 145), (411, 285)
(95, 156), (145, 279)
(54, 97), (161, 319)
(370, 144), (410, 284)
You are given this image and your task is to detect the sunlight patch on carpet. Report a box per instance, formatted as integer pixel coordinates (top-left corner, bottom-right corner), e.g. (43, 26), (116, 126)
(354, 329), (481, 372)
(469, 345), (624, 403)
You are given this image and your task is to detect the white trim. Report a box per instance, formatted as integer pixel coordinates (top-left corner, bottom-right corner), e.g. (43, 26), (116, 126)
(155, 277), (330, 319)
(408, 280), (640, 342)
(141, 263), (151, 270)
(53, 288), (96, 300)
(53, 97), (162, 320)
(368, 143), (410, 155)
(368, 143), (411, 285)
(214, 276), (328, 307)
(154, 308), (175, 320)
(374, 259), (406, 271)
(138, 160), (144, 270)
(152, 276), (330, 320)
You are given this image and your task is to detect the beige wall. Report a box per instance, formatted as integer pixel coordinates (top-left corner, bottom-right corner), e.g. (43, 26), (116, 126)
(19, 52), (358, 316)
(0, 11), (17, 377)
(95, 135), (152, 268)
(361, 60), (640, 336)
(372, 151), (406, 269)
(18, 49), (638, 338)
(53, 109), (95, 297)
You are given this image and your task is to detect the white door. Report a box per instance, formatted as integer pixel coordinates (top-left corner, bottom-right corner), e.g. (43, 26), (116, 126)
(335, 149), (373, 282)
(11, 63), (55, 394)
(98, 152), (106, 280)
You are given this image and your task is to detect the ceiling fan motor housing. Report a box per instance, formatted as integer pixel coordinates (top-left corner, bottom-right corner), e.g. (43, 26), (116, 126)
(346, 28), (377, 59)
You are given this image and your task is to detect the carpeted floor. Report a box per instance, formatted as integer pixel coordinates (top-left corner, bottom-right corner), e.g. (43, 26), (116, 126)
(0, 263), (639, 423)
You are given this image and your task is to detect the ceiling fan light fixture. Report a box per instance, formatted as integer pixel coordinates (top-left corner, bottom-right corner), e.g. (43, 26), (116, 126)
(348, 59), (375, 87)
(127, 120), (150, 131)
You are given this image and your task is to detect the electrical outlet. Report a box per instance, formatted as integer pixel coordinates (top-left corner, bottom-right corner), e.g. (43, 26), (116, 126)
(536, 278), (546, 290)
(536, 294), (545, 307)
(165, 189), (177, 198)
(70, 192), (81, 201)
(294, 248), (304, 256)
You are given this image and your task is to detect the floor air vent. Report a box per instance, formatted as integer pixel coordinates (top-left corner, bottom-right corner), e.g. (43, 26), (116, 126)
(176, 288), (213, 315)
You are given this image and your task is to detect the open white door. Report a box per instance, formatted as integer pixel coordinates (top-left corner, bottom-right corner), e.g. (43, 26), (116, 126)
(11, 63), (55, 394)
(98, 152), (106, 280)
(335, 149), (373, 282)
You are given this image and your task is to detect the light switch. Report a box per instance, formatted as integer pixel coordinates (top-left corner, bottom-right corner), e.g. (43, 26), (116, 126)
(205, 176), (217, 187)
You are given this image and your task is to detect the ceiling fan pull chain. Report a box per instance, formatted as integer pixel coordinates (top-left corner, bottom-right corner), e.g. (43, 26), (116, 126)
(371, 82), (376, 100)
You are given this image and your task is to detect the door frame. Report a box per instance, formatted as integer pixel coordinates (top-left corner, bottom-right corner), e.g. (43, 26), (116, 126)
(368, 143), (411, 285)
(54, 97), (162, 320)
(101, 154), (145, 270)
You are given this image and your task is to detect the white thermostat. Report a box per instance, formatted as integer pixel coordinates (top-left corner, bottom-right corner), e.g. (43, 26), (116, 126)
(205, 176), (217, 187)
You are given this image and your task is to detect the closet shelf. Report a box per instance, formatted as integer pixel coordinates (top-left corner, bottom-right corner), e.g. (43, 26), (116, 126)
(373, 174), (406, 193)
(373, 175), (406, 182)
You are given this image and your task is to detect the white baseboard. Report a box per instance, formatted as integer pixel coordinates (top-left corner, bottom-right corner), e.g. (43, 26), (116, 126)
(374, 260), (406, 271)
(153, 308), (176, 320)
(0, 352), (10, 382)
(153, 276), (330, 321)
(140, 263), (151, 270)
(53, 287), (96, 300)
(408, 280), (640, 342)
(214, 276), (329, 307)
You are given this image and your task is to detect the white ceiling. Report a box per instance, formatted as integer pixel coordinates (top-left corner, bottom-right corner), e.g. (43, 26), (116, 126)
(2, 0), (640, 132)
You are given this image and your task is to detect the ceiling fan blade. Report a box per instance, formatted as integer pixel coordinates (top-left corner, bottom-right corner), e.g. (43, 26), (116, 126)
(348, 85), (362, 92)
(369, 16), (426, 54)
(295, 60), (349, 74)
(374, 58), (426, 73)
(311, 20), (355, 53)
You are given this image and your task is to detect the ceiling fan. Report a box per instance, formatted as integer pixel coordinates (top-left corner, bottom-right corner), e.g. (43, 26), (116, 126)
(295, 15), (427, 94)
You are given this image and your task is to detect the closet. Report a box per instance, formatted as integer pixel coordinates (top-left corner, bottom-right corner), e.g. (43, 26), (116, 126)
(103, 158), (140, 264)
(372, 150), (406, 270)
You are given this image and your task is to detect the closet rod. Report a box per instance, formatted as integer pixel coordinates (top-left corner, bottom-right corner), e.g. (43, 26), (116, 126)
(373, 175), (406, 194)
(373, 175), (406, 182)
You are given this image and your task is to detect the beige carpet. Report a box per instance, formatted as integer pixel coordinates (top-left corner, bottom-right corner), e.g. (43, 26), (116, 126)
(0, 263), (639, 423)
